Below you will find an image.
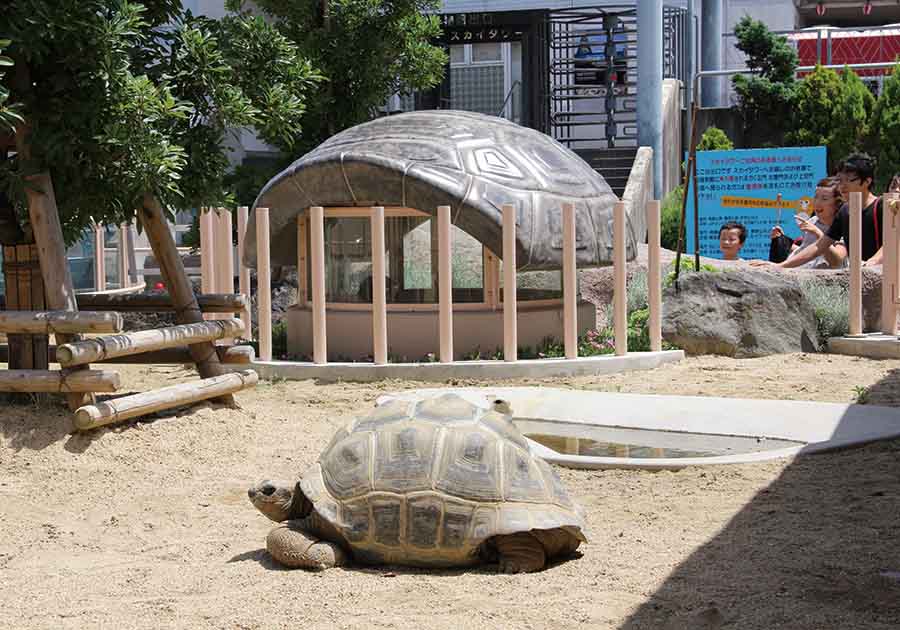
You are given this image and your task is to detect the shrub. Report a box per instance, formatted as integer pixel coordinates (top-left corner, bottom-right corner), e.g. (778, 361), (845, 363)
(799, 278), (849, 349)
(870, 63), (900, 190)
(660, 185), (685, 251)
(663, 257), (720, 288)
(696, 126), (734, 151)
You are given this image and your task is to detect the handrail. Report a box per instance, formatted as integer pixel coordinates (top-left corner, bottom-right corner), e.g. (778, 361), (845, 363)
(497, 80), (521, 118)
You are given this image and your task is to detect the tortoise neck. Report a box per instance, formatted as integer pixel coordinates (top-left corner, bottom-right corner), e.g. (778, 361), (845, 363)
(288, 483), (312, 520)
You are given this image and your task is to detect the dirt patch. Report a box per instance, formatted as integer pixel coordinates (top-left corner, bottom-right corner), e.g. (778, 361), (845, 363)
(0, 353), (898, 629)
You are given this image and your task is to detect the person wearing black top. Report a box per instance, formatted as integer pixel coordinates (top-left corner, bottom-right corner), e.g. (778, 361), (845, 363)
(773, 153), (883, 269)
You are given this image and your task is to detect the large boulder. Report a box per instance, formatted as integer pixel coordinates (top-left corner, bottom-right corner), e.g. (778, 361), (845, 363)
(661, 269), (819, 357)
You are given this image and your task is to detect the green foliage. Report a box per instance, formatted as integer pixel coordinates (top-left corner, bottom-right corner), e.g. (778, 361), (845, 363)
(230, 0), (448, 153)
(731, 17), (798, 138)
(1, 1), (322, 243)
(0, 40), (23, 133)
(853, 385), (870, 405)
(798, 278), (849, 349)
(663, 257), (720, 289)
(870, 64), (900, 190)
(660, 185), (685, 251)
(696, 126), (734, 152)
(786, 65), (872, 171)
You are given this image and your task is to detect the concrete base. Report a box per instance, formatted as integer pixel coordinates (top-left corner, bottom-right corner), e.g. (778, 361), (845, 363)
(241, 350), (684, 383)
(828, 333), (900, 359)
(379, 387), (900, 470)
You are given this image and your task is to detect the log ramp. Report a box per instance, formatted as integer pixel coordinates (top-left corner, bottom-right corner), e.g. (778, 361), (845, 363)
(0, 296), (257, 430)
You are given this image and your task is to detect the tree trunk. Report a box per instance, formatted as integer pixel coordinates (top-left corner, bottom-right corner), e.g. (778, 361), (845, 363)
(138, 194), (235, 406)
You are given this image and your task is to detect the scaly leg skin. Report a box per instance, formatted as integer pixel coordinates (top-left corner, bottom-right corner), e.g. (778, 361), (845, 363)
(493, 532), (547, 573)
(266, 518), (348, 570)
(531, 528), (581, 561)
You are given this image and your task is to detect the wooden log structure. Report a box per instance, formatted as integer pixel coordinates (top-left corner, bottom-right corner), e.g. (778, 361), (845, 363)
(74, 292), (247, 314)
(2, 244), (49, 371)
(0, 310), (123, 335)
(139, 194), (234, 405)
(0, 369), (120, 393)
(1, 343), (253, 365)
(73, 369), (259, 431)
(56, 319), (245, 367)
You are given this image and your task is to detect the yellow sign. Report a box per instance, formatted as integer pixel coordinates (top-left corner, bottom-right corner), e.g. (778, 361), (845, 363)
(721, 195), (812, 210)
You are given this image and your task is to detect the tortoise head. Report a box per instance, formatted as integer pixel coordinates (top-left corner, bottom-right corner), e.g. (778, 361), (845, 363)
(491, 398), (514, 417)
(247, 479), (312, 523)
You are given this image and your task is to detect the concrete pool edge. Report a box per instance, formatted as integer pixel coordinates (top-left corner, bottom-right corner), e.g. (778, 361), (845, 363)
(376, 387), (900, 469)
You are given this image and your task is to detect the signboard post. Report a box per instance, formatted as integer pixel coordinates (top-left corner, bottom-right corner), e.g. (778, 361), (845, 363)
(686, 146), (827, 260)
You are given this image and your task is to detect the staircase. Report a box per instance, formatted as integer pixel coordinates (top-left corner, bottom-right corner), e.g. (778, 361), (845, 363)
(574, 147), (638, 198)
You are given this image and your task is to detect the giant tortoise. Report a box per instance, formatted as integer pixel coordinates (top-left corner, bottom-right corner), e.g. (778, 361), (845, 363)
(248, 393), (587, 573)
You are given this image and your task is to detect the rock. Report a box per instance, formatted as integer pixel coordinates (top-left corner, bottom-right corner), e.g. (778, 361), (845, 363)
(661, 269), (819, 357)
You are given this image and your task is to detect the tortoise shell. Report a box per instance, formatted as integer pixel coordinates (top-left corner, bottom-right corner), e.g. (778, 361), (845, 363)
(245, 109), (638, 272)
(299, 393), (587, 567)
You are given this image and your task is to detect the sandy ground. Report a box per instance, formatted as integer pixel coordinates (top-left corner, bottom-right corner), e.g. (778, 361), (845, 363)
(1, 353), (899, 630)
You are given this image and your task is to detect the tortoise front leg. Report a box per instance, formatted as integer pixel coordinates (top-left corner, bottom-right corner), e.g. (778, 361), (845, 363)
(493, 532), (547, 573)
(266, 518), (349, 570)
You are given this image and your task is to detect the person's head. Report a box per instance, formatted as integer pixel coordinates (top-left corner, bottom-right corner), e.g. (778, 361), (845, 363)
(813, 176), (842, 226)
(719, 221), (747, 260)
(837, 153), (876, 198)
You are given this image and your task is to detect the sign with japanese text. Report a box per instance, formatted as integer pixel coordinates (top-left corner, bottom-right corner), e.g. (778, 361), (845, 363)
(438, 11), (526, 43)
(685, 146), (828, 260)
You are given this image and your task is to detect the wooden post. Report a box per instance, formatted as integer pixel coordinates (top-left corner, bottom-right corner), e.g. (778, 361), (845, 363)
(200, 207), (215, 321)
(562, 202), (578, 359)
(1, 244), (49, 375)
(484, 247), (499, 310)
(256, 207), (273, 361)
(76, 292), (246, 313)
(139, 194), (234, 405)
(437, 205), (454, 362)
(73, 369), (259, 431)
(0, 343), (254, 365)
(0, 369), (120, 393)
(614, 200), (627, 355)
(647, 199), (662, 351)
(0, 311), (123, 334)
(881, 193), (899, 335)
(216, 208), (235, 339)
(237, 206), (252, 336)
(371, 206), (388, 365)
(296, 215), (308, 308)
(118, 223), (129, 289)
(93, 224), (106, 291)
(24, 172), (93, 409)
(310, 205), (327, 364)
(849, 191), (863, 337)
(502, 203), (517, 362)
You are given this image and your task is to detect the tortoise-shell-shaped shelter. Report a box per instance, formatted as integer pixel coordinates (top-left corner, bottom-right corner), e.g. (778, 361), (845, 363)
(243, 110), (640, 271)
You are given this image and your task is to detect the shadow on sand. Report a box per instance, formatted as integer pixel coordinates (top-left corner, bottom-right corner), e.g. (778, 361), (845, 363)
(618, 368), (900, 630)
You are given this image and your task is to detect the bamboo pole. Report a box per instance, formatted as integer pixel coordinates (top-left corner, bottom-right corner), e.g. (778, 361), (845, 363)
(24, 172), (94, 410)
(310, 205), (327, 364)
(93, 224), (106, 291)
(76, 292), (246, 313)
(256, 207), (273, 361)
(296, 215), (309, 308)
(502, 203), (517, 362)
(0, 311), (123, 335)
(56, 319), (244, 367)
(613, 200), (627, 355)
(118, 224), (129, 288)
(216, 208), (235, 339)
(237, 206), (252, 335)
(371, 206), (388, 365)
(647, 199), (662, 351)
(139, 194), (234, 405)
(73, 369), (259, 431)
(562, 202), (578, 359)
(437, 205), (454, 363)
(0, 344), (253, 365)
(881, 193), (899, 335)
(849, 191), (863, 336)
(200, 207), (215, 321)
(0, 369), (120, 393)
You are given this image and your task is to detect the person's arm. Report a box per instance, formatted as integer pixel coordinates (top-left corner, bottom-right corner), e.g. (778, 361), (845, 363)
(823, 240), (847, 268)
(864, 246), (884, 266)
(778, 234), (836, 268)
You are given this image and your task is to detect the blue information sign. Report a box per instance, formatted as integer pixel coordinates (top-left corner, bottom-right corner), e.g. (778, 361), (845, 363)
(685, 146), (828, 260)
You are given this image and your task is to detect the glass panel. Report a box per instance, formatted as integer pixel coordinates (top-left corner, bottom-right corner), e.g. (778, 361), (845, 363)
(499, 263), (563, 301)
(450, 65), (505, 116)
(67, 232), (94, 291)
(472, 42), (502, 63)
(449, 44), (465, 65)
(324, 217), (371, 303)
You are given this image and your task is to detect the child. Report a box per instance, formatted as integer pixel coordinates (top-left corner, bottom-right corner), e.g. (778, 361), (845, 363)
(719, 221), (747, 260)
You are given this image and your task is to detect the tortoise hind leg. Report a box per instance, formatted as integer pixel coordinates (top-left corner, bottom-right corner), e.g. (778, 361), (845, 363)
(493, 532), (547, 573)
(266, 518), (349, 570)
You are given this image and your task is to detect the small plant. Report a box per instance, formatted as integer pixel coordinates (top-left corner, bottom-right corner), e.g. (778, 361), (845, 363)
(799, 279), (849, 349)
(663, 258), (720, 288)
(853, 385), (870, 404)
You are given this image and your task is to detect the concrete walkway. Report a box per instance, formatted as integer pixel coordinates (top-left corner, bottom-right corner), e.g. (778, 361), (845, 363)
(378, 387), (900, 470)
(243, 350), (683, 383)
(828, 333), (900, 359)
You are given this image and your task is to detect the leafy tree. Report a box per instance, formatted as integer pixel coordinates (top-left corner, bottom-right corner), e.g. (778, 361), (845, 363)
(731, 16), (798, 140)
(696, 126), (734, 151)
(232, 0), (448, 153)
(0, 40), (23, 133)
(870, 64), (900, 189)
(786, 65), (872, 171)
(1, 1), (322, 245)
